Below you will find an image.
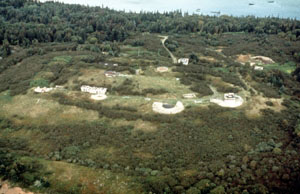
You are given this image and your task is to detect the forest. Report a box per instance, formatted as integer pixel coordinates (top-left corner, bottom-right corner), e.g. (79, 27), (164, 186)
(1, 0), (300, 194)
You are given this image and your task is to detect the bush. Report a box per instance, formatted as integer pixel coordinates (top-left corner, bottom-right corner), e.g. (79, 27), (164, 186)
(30, 79), (50, 87)
(132, 40), (145, 47)
(190, 81), (213, 97)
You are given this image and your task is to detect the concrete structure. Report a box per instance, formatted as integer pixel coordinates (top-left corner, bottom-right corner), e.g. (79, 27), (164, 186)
(152, 101), (184, 114)
(178, 58), (189, 65)
(90, 94), (107, 101)
(183, 93), (196, 99)
(34, 87), (53, 93)
(156, 67), (169, 73)
(118, 74), (132, 77)
(251, 56), (275, 64)
(210, 93), (243, 108)
(105, 71), (118, 77)
(81, 85), (107, 94)
(254, 66), (264, 71)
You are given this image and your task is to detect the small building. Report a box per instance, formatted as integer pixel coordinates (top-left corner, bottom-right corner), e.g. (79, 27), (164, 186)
(81, 85), (107, 95)
(178, 58), (189, 65)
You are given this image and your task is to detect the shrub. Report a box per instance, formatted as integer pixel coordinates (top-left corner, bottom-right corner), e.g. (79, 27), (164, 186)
(190, 81), (213, 97)
(30, 79), (50, 87)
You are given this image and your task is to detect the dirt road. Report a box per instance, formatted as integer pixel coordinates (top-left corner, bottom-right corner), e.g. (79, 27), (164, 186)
(158, 35), (177, 64)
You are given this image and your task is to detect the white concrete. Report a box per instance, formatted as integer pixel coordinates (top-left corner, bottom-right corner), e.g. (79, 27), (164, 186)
(81, 85), (107, 94)
(90, 94), (107, 101)
(156, 67), (169, 72)
(152, 101), (184, 114)
(34, 87), (53, 93)
(210, 93), (243, 108)
(118, 74), (132, 77)
(183, 93), (196, 99)
(105, 71), (118, 77)
(178, 58), (189, 65)
(251, 56), (275, 64)
(254, 66), (264, 71)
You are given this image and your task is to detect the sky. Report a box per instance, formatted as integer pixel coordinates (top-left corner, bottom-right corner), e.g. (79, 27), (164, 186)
(40, 0), (300, 19)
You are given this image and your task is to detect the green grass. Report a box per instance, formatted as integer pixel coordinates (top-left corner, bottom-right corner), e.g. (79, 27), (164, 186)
(0, 91), (12, 102)
(213, 67), (230, 73)
(30, 78), (50, 87)
(52, 55), (72, 64)
(264, 62), (296, 74)
(223, 31), (246, 35)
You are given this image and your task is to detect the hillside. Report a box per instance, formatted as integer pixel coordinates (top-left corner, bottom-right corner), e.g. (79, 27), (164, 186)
(1, 0), (300, 193)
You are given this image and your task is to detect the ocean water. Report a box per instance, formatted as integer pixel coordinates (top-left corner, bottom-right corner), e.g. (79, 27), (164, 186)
(40, 0), (300, 19)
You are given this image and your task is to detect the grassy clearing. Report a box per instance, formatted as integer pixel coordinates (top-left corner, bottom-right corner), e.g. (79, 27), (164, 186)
(0, 93), (98, 126)
(132, 74), (193, 97)
(0, 91), (12, 103)
(264, 62), (296, 74)
(41, 160), (143, 194)
(0, 128), (55, 155)
(52, 55), (72, 64)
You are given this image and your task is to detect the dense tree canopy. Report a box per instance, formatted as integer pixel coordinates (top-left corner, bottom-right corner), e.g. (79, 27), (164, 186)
(0, 0), (299, 56)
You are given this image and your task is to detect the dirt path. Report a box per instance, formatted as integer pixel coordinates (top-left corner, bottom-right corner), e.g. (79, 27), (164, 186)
(237, 73), (259, 96)
(158, 35), (177, 64)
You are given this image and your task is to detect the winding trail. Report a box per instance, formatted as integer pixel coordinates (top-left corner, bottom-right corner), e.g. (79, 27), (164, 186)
(158, 35), (177, 64)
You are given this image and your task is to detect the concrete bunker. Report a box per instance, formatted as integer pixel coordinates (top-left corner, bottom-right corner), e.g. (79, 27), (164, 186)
(178, 58), (189, 65)
(34, 87), (53, 93)
(81, 85), (108, 101)
(156, 67), (169, 73)
(152, 101), (184, 114)
(210, 93), (243, 108)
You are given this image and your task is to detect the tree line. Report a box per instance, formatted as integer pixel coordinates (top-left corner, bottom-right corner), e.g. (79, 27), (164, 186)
(0, 0), (300, 57)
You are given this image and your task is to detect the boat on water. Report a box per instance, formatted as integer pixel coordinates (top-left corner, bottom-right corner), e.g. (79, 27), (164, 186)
(249, 3), (255, 6)
(268, 1), (274, 3)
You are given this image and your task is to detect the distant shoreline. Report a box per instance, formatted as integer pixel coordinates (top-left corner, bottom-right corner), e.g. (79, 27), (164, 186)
(39, 0), (300, 20)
